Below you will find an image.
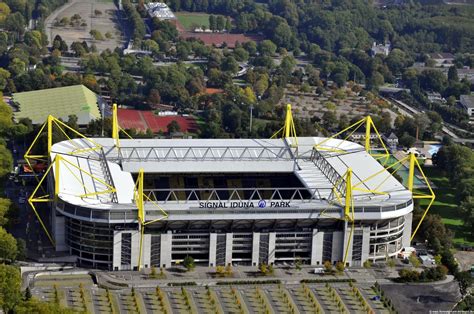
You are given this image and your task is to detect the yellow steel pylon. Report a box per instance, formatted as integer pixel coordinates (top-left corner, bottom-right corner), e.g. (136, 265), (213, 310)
(111, 103), (133, 149)
(314, 116), (390, 161)
(350, 152), (435, 241)
(271, 104), (298, 147)
(135, 169), (168, 271)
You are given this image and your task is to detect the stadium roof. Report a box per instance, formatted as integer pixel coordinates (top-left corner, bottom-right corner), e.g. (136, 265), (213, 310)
(50, 137), (413, 221)
(13, 85), (102, 125)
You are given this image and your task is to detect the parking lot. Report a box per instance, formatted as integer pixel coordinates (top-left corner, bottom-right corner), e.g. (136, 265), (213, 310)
(30, 274), (392, 314)
(45, 0), (125, 52)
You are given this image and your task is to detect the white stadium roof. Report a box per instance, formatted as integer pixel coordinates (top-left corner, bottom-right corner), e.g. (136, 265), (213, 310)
(50, 137), (412, 220)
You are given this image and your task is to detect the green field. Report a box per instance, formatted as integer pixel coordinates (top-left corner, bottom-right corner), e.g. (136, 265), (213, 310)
(175, 12), (212, 30)
(419, 167), (473, 246)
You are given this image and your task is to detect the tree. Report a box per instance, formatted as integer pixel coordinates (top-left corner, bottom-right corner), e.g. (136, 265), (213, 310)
(258, 40), (277, 57)
(0, 3), (10, 24)
(216, 15), (225, 31)
(209, 15), (216, 31)
(150, 266), (158, 278)
(448, 66), (459, 83)
(259, 263), (267, 274)
(225, 17), (232, 31)
(90, 29), (104, 40)
(0, 198), (12, 226)
(455, 271), (472, 296)
(322, 111), (338, 132)
(24, 287), (32, 301)
(183, 255), (195, 271)
(167, 120), (181, 134)
(94, 9), (102, 16)
(70, 41), (87, 57)
(335, 261), (345, 273)
(295, 257), (302, 271)
(0, 226), (17, 261)
(0, 68), (10, 91)
(147, 89), (161, 105)
(222, 56), (239, 73)
(399, 132), (416, 148)
(409, 252), (421, 268)
(0, 145), (13, 177)
(323, 260), (332, 273)
(0, 264), (21, 313)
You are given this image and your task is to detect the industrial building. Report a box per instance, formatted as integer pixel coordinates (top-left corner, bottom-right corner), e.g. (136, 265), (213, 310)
(27, 107), (431, 271)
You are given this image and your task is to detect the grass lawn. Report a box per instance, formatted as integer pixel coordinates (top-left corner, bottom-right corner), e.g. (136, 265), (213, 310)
(176, 12), (212, 30)
(419, 167), (474, 246)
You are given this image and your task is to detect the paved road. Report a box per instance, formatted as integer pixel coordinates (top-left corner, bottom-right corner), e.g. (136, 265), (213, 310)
(388, 98), (461, 139)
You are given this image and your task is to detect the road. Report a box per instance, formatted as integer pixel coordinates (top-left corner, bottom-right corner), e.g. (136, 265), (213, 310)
(388, 98), (460, 139)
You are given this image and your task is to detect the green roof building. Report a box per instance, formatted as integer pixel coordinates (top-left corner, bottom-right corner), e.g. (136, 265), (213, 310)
(13, 85), (103, 125)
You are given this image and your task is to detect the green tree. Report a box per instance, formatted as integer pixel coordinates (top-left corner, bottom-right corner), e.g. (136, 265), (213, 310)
(258, 40), (277, 57)
(0, 264), (21, 312)
(448, 66), (459, 82)
(0, 68), (11, 91)
(323, 260), (332, 273)
(209, 15), (216, 31)
(225, 17), (232, 31)
(216, 15), (225, 31)
(409, 252), (421, 268)
(0, 145), (13, 177)
(90, 29), (104, 40)
(0, 3), (10, 24)
(183, 255), (195, 271)
(0, 226), (17, 261)
(167, 120), (181, 134)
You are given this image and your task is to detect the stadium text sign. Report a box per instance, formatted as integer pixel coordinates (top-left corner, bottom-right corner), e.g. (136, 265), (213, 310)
(198, 200), (290, 208)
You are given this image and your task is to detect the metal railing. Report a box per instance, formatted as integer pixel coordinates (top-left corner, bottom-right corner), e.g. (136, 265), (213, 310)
(310, 148), (346, 197)
(98, 148), (118, 203)
(106, 145), (294, 162)
(142, 187), (331, 203)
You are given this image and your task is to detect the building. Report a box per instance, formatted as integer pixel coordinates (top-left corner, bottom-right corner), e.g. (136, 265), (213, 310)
(382, 132), (399, 151)
(144, 2), (175, 20)
(349, 132), (378, 143)
(13, 85), (104, 125)
(460, 94), (474, 122)
(426, 53), (454, 68)
(370, 42), (391, 57)
(46, 134), (414, 270)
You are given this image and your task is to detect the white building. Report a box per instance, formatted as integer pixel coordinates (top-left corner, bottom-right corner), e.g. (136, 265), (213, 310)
(426, 53), (455, 68)
(144, 2), (175, 20)
(48, 136), (413, 270)
(460, 94), (474, 122)
(371, 42), (391, 57)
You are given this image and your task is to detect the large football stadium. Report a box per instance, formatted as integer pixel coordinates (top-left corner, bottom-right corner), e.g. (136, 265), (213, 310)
(26, 106), (433, 271)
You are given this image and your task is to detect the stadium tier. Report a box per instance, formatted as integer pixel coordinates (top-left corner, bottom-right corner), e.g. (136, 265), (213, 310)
(48, 137), (413, 270)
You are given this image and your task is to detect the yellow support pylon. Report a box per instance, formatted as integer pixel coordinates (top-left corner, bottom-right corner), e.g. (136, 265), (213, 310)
(135, 169), (168, 271)
(407, 153), (436, 241)
(314, 116), (389, 160)
(271, 104), (298, 147)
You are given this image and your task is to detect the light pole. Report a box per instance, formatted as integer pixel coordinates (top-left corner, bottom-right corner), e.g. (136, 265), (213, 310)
(249, 105), (253, 134)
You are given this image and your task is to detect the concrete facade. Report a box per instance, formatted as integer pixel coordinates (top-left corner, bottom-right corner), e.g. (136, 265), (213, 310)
(252, 232), (260, 266)
(311, 229), (323, 265)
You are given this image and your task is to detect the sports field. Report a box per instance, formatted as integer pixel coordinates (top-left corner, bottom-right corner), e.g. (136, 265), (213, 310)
(420, 167), (473, 246)
(175, 12), (216, 30)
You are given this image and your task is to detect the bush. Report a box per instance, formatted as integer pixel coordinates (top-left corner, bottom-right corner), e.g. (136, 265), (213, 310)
(216, 279), (281, 285)
(167, 282), (197, 286)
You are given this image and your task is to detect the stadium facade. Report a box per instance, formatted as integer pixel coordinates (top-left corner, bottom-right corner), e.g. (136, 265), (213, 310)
(45, 131), (414, 271)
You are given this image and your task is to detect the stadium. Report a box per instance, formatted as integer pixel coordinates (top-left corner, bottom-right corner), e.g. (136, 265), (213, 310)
(26, 106), (432, 271)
